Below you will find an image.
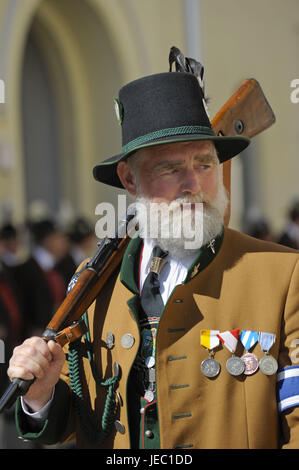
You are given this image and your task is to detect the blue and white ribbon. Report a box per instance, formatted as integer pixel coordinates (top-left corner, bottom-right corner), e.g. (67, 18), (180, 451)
(240, 330), (259, 351)
(259, 332), (276, 353)
(277, 365), (299, 412)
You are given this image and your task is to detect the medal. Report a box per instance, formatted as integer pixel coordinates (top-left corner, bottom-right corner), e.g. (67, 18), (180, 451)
(241, 352), (259, 375)
(226, 356), (245, 376)
(240, 330), (259, 375)
(258, 332), (278, 375)
(201, 357), (221, 378)
(200, 330), (221, 378)
(217, 329), (245, 376)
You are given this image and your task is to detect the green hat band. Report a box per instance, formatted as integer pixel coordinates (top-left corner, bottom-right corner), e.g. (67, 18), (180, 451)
(121, 125), (215, 154)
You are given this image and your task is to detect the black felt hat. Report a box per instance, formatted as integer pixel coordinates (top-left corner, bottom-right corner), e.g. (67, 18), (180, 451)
(29, 219), (57, 244)
(68, 217), (93, 243)
(93, 48), (250, 188)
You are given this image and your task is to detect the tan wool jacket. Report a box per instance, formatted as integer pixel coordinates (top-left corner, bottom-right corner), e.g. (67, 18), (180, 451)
(16, 228), (299, 448)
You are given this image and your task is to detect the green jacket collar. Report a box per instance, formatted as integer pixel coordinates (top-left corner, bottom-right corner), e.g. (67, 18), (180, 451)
(119, 229), (225, 294)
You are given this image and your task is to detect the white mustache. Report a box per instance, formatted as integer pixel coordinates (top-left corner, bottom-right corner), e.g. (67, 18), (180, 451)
(144, 193), (213, 208)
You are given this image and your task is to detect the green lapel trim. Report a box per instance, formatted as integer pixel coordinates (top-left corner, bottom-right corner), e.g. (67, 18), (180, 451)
(184, 228), (224, 283)
(120, 236), (143, 294)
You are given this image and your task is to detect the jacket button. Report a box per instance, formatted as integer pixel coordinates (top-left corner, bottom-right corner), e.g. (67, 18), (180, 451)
(145, 430), (154, 439)
(106, 332), (115, 349)
(115, 420), (125, 434)
(121, 333), (135, 349)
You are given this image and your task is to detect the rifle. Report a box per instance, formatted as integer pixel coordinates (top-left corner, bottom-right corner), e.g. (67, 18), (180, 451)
(212, 78), (275, 225)
(0, 78), (275, 413)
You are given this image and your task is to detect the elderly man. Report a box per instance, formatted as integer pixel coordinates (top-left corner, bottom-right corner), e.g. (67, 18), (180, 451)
(7, 52), (299, 449)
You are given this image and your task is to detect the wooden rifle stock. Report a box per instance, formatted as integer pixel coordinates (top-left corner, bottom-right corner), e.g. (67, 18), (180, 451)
(0, 78), (275, 412)
(211, 78), (275, 225)
(46, 236), (131, 335)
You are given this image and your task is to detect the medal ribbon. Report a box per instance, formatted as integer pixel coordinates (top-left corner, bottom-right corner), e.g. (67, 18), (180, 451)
(217, 329), (240, 354)
(201, 329), (220, 350)
(240, 330), (258, 351)
(259, 332), (276, 353)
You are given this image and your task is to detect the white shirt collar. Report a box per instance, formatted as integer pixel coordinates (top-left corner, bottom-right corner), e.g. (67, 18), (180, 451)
(139, 238), (198, 304)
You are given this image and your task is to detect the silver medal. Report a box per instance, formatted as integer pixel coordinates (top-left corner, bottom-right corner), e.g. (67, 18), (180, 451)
(241, 352), (259, 375)
(226, 356), (245, 376)
(201, 358), (221, 378)
(259, 354), (278, 375)
(258, 332), (278, 376)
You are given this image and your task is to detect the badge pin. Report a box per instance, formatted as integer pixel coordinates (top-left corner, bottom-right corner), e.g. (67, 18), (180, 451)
(144, 390), (155, 402)
(114, 98), (123, 125)
(145, 356), (155, 368)
(190, 263), (200, 279)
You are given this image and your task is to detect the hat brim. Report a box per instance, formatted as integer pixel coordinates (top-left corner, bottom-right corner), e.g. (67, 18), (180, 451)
(93, 134), (250, 188)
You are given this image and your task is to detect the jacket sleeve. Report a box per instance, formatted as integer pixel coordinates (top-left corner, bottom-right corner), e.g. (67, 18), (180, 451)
(15, 346), (76, 446)
(14, 260), (91, 445)
(277, 258), (299, 448)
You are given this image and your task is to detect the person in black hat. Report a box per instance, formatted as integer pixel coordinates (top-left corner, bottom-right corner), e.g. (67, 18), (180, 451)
(8, 48), (299, 449)
(0, 222), (24, 364)
(0, 224), (20, 268)
(246, 217), (274, 242)
(55, 217), (97, 285)
(14, 219), (69, 337)
(277, 201), (299, 250)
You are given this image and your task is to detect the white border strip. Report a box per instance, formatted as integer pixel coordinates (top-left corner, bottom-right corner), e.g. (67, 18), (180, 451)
(278, 395), (299, 412)
(277, 366), (299, 382)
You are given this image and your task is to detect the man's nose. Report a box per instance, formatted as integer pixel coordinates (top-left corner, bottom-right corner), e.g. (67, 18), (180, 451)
(180, 168), (201, 195)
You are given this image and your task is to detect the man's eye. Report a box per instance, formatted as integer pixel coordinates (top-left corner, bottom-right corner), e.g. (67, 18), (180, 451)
(199, 164), (211, 170)
(161, 168), (178, 175)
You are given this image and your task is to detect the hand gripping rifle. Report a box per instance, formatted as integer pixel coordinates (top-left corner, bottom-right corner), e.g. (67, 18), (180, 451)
(0, 75), (275, 413)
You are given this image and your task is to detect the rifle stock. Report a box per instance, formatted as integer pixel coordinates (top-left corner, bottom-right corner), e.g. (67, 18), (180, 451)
(211, 78), (275, 225)
(0, 78), (275, 412)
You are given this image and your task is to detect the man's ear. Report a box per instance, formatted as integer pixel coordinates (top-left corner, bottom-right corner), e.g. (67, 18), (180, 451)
(117, 161), (137, 196)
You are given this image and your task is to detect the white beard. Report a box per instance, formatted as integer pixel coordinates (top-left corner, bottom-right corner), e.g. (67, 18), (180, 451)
(134, 181), (228, 260)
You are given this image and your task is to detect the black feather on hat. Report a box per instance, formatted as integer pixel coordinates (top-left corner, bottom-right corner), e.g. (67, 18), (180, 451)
(93, 46), (250, 188)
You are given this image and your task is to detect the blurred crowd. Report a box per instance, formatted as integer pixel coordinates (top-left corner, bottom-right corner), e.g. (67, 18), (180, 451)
(0, 215), (97, 448)
(245, 200), (299, 249)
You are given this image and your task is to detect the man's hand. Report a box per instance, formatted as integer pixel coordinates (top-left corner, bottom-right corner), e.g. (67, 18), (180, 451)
(7, 337), (65, 412)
